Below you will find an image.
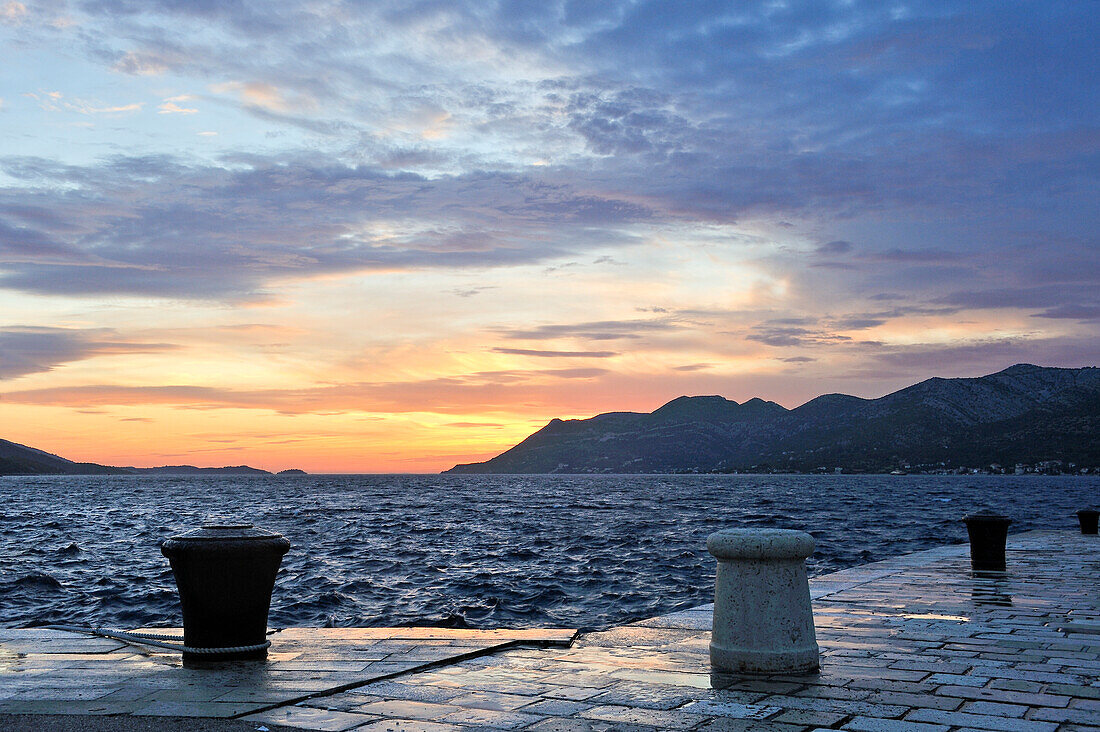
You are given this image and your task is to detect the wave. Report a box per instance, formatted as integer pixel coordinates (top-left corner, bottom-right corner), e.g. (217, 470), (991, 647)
(3, 573), (64, 590)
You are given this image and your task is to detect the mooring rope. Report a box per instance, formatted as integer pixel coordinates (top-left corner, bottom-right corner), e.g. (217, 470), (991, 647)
(46, 624), (270, 655)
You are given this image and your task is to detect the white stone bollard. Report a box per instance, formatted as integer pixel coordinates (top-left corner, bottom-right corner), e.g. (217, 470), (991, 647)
(708, 528), (819, 674)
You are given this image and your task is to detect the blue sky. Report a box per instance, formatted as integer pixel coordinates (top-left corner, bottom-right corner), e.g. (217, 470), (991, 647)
(0, 1), (1097, 470)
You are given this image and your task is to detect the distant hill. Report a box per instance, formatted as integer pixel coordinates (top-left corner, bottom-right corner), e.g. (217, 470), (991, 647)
(0, 438), (125, 476)
(0, 439), (284, 476)
(125, 465), (272, 475)
(445, 364), (1100, 474)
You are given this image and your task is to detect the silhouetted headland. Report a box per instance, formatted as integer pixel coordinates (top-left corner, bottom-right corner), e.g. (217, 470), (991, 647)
(446, 364), (1100, 475)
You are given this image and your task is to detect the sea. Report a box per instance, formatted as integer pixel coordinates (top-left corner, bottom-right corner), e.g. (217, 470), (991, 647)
(0, 474), (1096, 632)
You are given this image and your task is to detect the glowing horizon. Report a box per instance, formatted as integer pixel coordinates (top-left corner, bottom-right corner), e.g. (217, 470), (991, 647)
(1, 2), (1097, 473)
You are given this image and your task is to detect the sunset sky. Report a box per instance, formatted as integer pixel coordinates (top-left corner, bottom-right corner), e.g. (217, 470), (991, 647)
(1, 1), (1097, 472)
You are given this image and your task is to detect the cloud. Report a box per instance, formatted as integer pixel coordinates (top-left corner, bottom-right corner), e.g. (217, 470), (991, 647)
(49, 1), (1095, 226)
(25, 91), (143, 116)
(0, 1), (26, 24)
(452, 286), (495, 298)
(0, 0), (1096, 386)
(869, 248), (964, 264)
(935, 285), (1099, 315)
(210, 81), (304, 113)
(158, 101), (197, 115)
(747, 325), (852, 348)
(0, 218), (78, 257)
(497, 319), (678, 341)
(815, 240), (853, 256)
(89, 102), (143, 114)
(831, 316), (887, 331)
(856, 337), (1100, 375)
(2, 366), (610, 414)
(0, 155), (655, 300)
(0, 327), (177, 379)
(744, 314), (887, 348)
(443, 422), (504, 428)
(492, 347), (617, 358)
(565, 87), (690, 156)
(1032, 304), (1100, 322)
(744, 307), (954, 349)
(112, 51), (168, 75)
(541, 368), (608, 379)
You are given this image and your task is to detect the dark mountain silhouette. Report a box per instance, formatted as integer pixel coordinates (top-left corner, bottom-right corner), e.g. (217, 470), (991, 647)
(0, 439), (279, 476)
(0, 438), (123, 476)
(126, 465), (272, 475)
(445, 364), (1100, 474)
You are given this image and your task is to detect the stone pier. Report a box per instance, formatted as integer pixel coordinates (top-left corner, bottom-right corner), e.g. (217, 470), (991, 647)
(2, 529), (1097, 731)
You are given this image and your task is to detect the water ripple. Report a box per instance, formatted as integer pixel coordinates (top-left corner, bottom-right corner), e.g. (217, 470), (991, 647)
(0, 474), (1096, 630)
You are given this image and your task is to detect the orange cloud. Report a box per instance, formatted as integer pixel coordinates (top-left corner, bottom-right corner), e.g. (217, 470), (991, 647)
(210, 81), (309, 113)
(158, 97), (198, 114)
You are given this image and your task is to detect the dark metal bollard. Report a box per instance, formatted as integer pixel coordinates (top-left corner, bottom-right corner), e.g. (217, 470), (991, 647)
(963, 511), (1012, 571)
(161, 524), (290, 663)
(1077, 509), (1099, 535)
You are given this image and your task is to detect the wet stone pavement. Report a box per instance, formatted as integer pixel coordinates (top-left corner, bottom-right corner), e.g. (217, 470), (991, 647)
(0, 627), (577, 721)
(2, 530), (1098, 731)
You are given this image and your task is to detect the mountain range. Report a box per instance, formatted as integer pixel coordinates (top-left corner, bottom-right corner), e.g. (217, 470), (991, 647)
(0, 439), (284, 476)
(445, 364), (1100, 474)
